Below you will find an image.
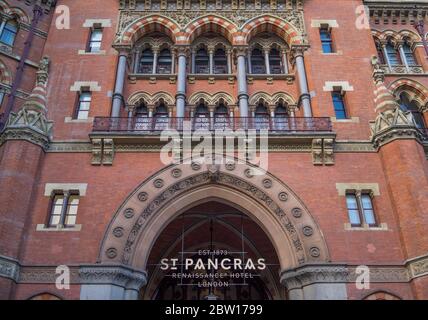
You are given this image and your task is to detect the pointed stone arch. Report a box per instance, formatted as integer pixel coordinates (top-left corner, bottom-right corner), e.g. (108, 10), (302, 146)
(184, 15), (238, 45)
(240, 15), (304, 46)
(99, 157), (330, 273)
(188, 91), (235, 106)
(127, 91), (175, 107)
(389, 78), (428, 112)
(118, 15), (182, 46)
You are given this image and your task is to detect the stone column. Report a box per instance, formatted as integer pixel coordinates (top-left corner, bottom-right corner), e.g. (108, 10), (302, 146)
(191, 49), (196, 74)
(152, 48), (159, 75)
(171, 49), (176, 74)
(398, 43), (409, 71)
(112, 47), (130, 117)
(281, 49), (289, 74)
(209, 47), (215, 74)
(247, 51), (252, 73)
(236, 47), (249, 117)
(133, 49), (140, 74)
(227, 48), (233, 74)
(176, 47), (188, 118)
(264, 48), (271, 75)
(292, 46), (312, 117)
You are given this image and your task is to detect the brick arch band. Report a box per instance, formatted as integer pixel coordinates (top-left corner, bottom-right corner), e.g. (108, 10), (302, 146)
(118, 14), (303, 46)
(99, 157), (330, 274)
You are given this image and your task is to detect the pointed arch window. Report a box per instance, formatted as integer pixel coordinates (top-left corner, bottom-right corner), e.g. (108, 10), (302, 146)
(385, 41), (401, 66)
(214, 100), (230, 130)
(213, 48), (228, 74)
(269, 48), (282, 74)
(254, 101), (270, 130)
(251, 48), (266, 74)
(154, 101), (169, 131)
(139, 48), (154, 74)
(194, 101), (210, 130)
(402, 43), (417, 66)
(399, 93), (426, 129)
(273, 101), (289, 131)
(157, 48), (172, 74)
(195, 48), (209, 74)
(134, 102), (151, 131)
(0, 19), (18, 46)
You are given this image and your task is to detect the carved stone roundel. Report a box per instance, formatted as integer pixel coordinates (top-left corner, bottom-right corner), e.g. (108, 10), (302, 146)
(225, 162), (236, 171)
(191, 162), (201, 171)
(244, 168), (254, 178)
(171, 168), (182, 178)
(138, 192), (148, 202)
(153, 179), (164, 188)
(263, 179), (273, 189)
(106, 248), (118, 259)
(302, 226), (313, 237)
(310, 247), (321, 258)
(278, 192), (289, 202)
(291, 207), (303, 218)
(113, 227), (124, 238)
(124, 208), (135, 219)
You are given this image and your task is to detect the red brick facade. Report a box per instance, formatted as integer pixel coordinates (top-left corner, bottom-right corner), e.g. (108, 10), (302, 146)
(0, 0), (427, 300)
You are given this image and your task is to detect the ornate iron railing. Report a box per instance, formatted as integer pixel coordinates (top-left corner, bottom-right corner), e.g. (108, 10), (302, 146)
(93, 116), (333, 133)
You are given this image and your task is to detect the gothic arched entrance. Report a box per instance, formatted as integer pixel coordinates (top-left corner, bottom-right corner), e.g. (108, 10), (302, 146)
(142, 201), (284, 300)
(98, 157), (330, 300)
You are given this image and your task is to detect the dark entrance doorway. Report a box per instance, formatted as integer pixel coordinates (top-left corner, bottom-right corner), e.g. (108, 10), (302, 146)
(141, 201), (284, 300)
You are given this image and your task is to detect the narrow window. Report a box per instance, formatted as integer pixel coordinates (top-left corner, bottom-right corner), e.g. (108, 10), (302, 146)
(139, 48), (154, 73)
(157, 48), (172, 74)
(87, 27), (103, 53)
(48, 193), (64, 228)
(320, 27), (333, 53)
(64, 193), (79, 227)
(269, 48), (282, 74)
(332, 91), (347, 119)
(75, 91), (91, 120)
(385, 42), (401, 66)
(251, 48), (266, 74)
(361, 193), (376, 227)
(375, 41), (385, 64)
(195, 48), (209, 74)
(402, 43), (417, 66)
(0, 19), (18, 46)
(346, 193), (362, 227)
(213, 48), (227, 74)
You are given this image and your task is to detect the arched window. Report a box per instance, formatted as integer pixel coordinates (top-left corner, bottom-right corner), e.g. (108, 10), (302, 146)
(385, 41), (401, 66)
(214, 100), (230, 130)
(273, 101), (289, 131)
(375, 40), (385, 65)
(154, 100), (169, 130)
(194, 100), (210, 130)
(399, 93), (426, 129)
(139, 48), (154, 74)
(251, 48), (266, 74)
(0, 19), (18, 46)
(402, 42), (417, 66)
(213, 48), (227, 74)
(134, 102), (150, 131)
(269, 48), (282, 74)
(254, 101), (269, 130)
(157, 48), (172, 74)
(195, 48), (209, 74)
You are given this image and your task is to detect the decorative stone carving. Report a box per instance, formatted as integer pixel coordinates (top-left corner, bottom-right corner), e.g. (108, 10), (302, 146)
(225, 162), (236, 171)
(278, 192), (289, 202)
(106, 248), (118, 259)
(79, 265), (147, 289)
(262, 178), (273, 189)
(302, 226), (313, 237)
(191, 162), (201, 171)
(0, 256), (20, 282)
(153, 179), (164, 188)
(138, 192), (149, 202)
(113, 227), (125, 238)
(124, 208), (135, 219)
(309, 247), (320, 258)
(291, 207), (303, 218)
(171, 168), (182, 178)
(91, 139), (103, 165)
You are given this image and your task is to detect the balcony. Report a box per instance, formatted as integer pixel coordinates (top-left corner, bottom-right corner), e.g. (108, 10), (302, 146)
(92, 116), (332, 134)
